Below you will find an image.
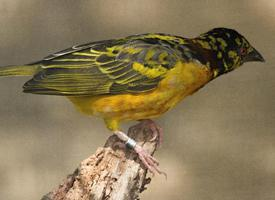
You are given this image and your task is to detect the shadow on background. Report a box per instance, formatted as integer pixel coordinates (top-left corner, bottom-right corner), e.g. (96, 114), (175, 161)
(0, 1), (274, 199)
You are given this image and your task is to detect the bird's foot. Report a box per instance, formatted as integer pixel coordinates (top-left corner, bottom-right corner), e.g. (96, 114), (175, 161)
(112, 140), (126, 149)
(114, 130), (166, 177)
(134, 144), (167, 177)
(129, 119), (163, 147)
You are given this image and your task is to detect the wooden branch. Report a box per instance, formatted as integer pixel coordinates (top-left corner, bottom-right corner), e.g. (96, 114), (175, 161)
(41, 127), (158, 200)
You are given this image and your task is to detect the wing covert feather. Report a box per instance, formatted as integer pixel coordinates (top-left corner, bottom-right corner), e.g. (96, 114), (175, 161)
(23, 35), (182, 96)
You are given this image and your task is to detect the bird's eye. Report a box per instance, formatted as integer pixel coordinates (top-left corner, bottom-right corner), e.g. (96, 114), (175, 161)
(239, 47), (247, 56)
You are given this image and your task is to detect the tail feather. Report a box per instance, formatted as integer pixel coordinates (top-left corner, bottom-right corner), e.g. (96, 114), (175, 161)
(0, 64), (39, 76)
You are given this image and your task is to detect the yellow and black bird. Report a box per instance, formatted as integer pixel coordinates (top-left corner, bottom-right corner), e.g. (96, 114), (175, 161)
(0, 27), (264, 174)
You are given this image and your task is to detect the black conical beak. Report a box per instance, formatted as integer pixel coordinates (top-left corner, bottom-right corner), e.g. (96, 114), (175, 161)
(244, 48), (265, 62)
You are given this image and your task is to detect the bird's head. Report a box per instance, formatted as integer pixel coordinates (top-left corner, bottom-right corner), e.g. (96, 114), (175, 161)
(195, 27), (265, 77)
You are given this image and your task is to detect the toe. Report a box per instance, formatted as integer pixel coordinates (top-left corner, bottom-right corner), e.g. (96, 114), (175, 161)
(134, 145), (165, 177)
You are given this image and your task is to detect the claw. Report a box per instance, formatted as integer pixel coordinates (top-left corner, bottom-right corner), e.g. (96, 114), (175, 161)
(134, 145), (167, 178)
(148, 123), (163, 146)
(114, 123), (166, 177)
(113, 140), (126, 149)
(132, 119), (163, 147)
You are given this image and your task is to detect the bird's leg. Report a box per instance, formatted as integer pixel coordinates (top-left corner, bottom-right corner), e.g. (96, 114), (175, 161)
(114, 130), (165, 176)
(129, 119), (163, 147)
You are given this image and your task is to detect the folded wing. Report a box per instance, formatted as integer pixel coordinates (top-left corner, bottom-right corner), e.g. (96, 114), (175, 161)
(23, 35), (181, 96)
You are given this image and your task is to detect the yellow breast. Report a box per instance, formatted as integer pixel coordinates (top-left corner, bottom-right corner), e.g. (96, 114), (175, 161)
(69, 61), (213, 130)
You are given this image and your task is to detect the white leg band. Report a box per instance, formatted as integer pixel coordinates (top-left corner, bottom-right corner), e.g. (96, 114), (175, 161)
(114, 131), (137, 149)
(125, 138), (137, 149)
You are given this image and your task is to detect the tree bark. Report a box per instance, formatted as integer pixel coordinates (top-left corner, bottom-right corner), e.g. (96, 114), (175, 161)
(41, 127), (158, 200)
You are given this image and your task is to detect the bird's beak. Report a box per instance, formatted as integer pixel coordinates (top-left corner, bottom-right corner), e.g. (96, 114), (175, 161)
(244, 48), (265, 62)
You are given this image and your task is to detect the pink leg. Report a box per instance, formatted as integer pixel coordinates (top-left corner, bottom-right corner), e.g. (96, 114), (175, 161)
(114, 130), (166, 177)
(134, 144), (167, 177)
(130, 119), (163, 147)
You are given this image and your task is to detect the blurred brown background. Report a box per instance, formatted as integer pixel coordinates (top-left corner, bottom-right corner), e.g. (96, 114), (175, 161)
(0, 0), (274, 199)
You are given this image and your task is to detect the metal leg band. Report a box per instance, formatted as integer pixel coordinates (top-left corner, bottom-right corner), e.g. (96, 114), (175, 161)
(125, 138), (137, 149)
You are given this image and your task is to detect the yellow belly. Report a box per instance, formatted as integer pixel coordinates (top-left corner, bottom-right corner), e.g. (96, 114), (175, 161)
(68, 61), (213, 131)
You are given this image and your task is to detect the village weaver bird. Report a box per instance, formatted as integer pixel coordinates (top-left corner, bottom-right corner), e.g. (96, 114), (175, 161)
(0, 28), (264, 175)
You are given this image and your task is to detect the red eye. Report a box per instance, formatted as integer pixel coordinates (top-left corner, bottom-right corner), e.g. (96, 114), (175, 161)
(239, 47), (247, 56)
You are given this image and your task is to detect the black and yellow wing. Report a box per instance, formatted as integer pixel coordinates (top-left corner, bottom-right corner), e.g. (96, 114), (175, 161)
(23, 34), (183, 96)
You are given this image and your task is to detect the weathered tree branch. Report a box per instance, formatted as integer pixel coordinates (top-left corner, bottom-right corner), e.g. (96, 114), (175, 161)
(42, 127), (158, 200)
